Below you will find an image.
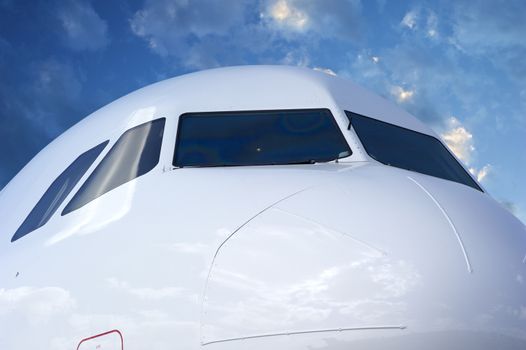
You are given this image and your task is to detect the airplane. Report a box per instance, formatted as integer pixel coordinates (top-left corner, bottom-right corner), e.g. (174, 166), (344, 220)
(0, 65), (525, 349)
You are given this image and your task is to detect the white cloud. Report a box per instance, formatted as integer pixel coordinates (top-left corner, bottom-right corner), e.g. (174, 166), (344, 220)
(426, 12), (439, 38)
(400, 9), (439, 40)
(441, 117), (492, 183)
(401, 10), (418, 29)
(441, 117), (475, 163)
(469, 164), (491, 182)
(129, 0), (364, 69)
(57, 0), (109, 51)
(130, 0), (248, 61)
(365, 40), (486, 125)
(262, 0), (363, 41)
(265, 0), (308, 31)
(476, 165), (490, 182)
(473, 164), (491, 182)
(390, 85), (414, 103)
(348, 52), (386, 83)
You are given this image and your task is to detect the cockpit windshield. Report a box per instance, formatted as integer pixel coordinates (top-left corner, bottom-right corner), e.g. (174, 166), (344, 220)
(173, 109), (352, 167)
(346, 111), (482, 191)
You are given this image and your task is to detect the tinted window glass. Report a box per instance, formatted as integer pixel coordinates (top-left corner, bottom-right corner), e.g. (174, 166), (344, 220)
(174, 109), (351, 167)
(347, 111), (481, 191)
(11, 141), (108, 242)
(63, 118), (165, 214)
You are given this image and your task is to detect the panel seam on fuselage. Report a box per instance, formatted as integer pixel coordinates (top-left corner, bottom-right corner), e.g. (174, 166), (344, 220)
(201, 325), (407, 346)
(200, 186), (313, 344)
(407, 176), (473, 274)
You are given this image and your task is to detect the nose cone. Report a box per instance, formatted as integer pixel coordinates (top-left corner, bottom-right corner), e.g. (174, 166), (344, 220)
(202, 165), (526, 348)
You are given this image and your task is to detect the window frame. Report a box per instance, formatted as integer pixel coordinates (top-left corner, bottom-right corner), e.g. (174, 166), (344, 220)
(61, 118), (166, 215)
(11, 140), (109, 242)
(172, 108), (353, 168)
(345, 110), (483, 192)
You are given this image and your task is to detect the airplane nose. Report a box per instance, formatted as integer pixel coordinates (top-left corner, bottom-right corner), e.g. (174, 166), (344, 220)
(201, 165), (526, 348)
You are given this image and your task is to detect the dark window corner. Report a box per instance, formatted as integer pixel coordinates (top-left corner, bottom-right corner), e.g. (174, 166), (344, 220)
(11, 140), (108, 242)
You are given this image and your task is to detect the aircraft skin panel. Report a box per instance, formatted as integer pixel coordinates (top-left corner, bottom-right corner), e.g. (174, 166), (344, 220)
(203, 164), (526, 348)
(0, 66), (524, 349)
(203, 206), (405, 344)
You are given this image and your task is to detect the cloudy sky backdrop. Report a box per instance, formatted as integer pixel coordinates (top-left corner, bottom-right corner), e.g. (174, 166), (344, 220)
(0, 0), (525, 222)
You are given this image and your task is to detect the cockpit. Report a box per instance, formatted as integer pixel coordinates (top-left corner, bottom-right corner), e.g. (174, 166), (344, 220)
(11, 106), (480, 243)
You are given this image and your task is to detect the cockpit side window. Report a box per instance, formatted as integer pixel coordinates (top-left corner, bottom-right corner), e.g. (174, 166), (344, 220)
(62, 118), (165, 215)
(173, 109), (351, 167)
(346, 111), (482, 191)
(11, 141), (108, 242)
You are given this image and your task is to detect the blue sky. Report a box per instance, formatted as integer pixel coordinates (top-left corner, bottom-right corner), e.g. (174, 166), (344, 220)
(0, 0), (524, 222)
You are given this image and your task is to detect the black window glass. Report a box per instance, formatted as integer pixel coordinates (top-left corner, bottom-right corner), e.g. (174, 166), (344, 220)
(173, 109), (351, 167)
(62, 118), (165, 215)
(11, 141), (108, 242)
(347, 111), (481, 191)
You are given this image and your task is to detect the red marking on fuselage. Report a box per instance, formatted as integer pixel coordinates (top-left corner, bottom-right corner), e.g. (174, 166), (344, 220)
(76, 329), (123, 350)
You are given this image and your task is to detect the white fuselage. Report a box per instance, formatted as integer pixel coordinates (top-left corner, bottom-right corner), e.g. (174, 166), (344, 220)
(0, 66), (524, 350)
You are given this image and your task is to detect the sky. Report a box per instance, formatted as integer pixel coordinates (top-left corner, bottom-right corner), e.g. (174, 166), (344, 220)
(0, 0), (524, 223)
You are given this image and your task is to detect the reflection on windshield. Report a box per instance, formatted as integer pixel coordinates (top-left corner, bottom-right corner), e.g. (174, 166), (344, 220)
(347, 111), (481, 191)
(173, 109), (351, 167)
(11, 141), (108, 242)
(62, 118), (165, 214)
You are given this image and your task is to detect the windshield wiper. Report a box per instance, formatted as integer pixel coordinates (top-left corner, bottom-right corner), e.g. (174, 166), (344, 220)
(284, 159), (318, 165)
(286, 153), (351, 165)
